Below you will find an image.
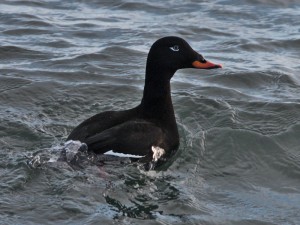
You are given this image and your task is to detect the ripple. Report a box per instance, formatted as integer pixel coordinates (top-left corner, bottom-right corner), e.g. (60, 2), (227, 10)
(239, 38), (300, 53)
(0, 46), (50, 61)
(201, 71), (300, 102)
(0, 76), (31, 93)
(3, 28), (51, 36)
(233, 101), (300, 135)
(116, 2), (167, 14)
(41, 39), (75, 48)
(0, 0), (300, 224)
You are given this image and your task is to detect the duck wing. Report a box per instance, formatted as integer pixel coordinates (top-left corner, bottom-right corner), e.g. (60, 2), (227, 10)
(85, 120), (164, 156)
(67, 108), (138, 142)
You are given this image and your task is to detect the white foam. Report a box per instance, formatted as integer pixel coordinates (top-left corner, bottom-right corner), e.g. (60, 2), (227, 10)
(64, 140), (84, 152)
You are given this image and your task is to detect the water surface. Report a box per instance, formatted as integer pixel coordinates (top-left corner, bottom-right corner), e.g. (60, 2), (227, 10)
(1, 0), (300, 224)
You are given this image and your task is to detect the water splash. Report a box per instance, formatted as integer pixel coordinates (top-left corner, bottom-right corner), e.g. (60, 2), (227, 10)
(57, 140), (88, 163)
(27, 140), (89, 169)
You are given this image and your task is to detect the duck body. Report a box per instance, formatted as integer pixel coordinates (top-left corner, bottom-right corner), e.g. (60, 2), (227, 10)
(67, 36), (221, 169)
(67, 104), (179, 158)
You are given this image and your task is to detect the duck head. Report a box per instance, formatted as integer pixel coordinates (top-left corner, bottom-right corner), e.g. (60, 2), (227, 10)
(146, 36), (222, 80)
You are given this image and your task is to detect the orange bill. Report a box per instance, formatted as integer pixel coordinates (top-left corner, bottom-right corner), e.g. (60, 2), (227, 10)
(192, 60), (222, 69)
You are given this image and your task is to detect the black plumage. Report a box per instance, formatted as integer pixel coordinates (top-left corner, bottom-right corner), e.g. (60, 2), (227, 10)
(67, 36), (222, 169)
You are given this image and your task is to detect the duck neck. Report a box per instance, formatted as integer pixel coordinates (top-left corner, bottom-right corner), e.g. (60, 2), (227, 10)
(142, 78), (171, 104)
(140, 67), (176, 122)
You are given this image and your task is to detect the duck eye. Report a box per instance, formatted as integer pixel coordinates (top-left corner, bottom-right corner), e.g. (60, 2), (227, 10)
(170, 45), (179, 52)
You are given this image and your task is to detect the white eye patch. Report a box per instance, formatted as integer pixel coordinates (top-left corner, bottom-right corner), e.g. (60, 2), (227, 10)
(170, 45), (179, 52)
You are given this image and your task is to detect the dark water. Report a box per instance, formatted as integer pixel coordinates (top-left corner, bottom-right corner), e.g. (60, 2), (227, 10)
(1, 0), (300, 224)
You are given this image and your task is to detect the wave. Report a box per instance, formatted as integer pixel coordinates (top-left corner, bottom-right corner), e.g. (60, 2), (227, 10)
(239, 38), (300, 52)
(3, 28), (50, 36)
(0, 76), (32, 93)
(200, 71), (300, 102)
(0, 46), (49, 60)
